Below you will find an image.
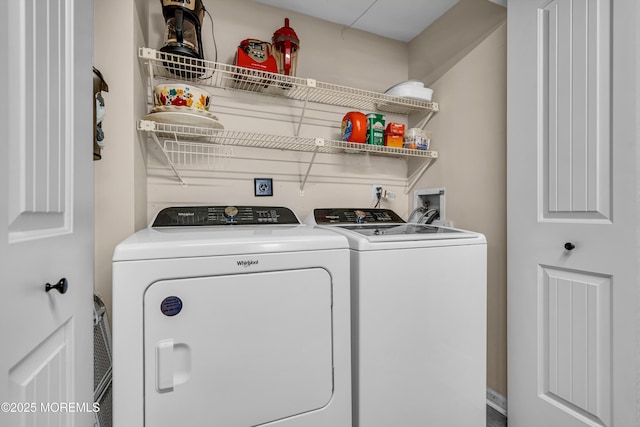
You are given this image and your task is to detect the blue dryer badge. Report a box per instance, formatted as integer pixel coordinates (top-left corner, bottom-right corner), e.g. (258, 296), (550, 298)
(160, 296), (183, 316)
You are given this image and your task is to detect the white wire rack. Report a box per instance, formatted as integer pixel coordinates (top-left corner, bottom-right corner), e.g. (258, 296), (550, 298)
(139, 48), (440, 191)
(139, 120), (438, 191)
(139, 120), (437, 157)
(161, 139), (233, 168)
(139, 48), (440, 116)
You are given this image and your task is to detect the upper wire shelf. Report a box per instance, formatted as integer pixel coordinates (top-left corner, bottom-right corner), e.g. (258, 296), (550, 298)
(139, 48), (439, 115)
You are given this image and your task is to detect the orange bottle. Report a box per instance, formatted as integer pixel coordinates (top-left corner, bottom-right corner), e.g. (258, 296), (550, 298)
(341, 112), (367, 143)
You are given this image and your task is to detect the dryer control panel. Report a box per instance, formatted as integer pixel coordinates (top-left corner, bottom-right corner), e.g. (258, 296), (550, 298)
(312, 208), (405, 225)
(152, 206), (300, 227)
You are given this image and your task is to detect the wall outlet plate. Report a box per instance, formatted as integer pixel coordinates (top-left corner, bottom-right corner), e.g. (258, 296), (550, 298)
(371, 184), (383, 201)
(254, 178), (273, 197)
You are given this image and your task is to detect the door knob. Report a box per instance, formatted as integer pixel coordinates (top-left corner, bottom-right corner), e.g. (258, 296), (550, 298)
(45, 278), (68, 294)
(564, 242), (576, 251)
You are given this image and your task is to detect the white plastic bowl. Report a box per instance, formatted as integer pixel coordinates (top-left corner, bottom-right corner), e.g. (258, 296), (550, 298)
(384, 80), (433, 102)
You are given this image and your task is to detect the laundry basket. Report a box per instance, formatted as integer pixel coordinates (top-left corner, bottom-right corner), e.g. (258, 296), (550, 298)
(94, 293), (112, 427)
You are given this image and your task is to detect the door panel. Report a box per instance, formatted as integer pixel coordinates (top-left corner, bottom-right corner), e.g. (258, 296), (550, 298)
(9, 320), (73, 427)
(144, 268), (334, 427)
(9, 0), (69, 239)
(538, 267), (611, 426)
(0, 0), (94, 426)
(538, 0), (610, 221)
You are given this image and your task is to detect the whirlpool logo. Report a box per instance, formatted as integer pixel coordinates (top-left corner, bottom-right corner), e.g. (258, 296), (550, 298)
(237, 259), (259, 268)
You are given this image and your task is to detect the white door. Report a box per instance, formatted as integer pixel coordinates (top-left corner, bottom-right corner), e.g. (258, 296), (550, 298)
(507, 0), (638, 426)
(0, 0), (94, 426)
(143, 269), (334, 427)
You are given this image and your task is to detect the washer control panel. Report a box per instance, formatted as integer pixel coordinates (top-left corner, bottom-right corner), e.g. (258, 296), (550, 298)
(312, 208), (405, 225)
(152, 206), (299, 227)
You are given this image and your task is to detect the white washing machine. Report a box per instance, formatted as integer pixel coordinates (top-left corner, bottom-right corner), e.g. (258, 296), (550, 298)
(112, 206), (352, 427)
(305, 208), (487, 427)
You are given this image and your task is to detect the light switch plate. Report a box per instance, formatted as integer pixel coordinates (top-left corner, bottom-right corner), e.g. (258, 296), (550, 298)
(254, 178), (273, 197)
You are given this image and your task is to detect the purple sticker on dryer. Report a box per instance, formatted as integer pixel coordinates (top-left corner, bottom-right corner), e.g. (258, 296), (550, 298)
(160, 296), (183, 316)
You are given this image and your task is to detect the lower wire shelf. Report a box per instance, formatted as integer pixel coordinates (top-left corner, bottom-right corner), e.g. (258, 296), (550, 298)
(138, 119), (438, 191)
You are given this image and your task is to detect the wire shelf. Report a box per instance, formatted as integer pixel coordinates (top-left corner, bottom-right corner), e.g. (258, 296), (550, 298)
(161, 140), (233, 169)
(139, 120), (438, 162)
(139, 48), (439, 115)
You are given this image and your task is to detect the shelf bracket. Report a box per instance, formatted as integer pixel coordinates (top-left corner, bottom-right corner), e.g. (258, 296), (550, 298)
(415, 111), (435, 131)
(149, 131), (187, 187)
(300, 138), (324, 195)
(404, 157), (437, 195)
(295, 79), (315, 137)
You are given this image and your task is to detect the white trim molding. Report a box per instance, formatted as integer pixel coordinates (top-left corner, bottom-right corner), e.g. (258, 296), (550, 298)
(487, 387), (508, 417)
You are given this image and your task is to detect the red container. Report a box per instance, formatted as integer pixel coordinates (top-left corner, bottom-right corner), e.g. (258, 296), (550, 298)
(385, 122), (405, 136)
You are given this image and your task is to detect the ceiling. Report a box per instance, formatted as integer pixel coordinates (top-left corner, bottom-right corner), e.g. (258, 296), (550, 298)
(253, 0), (462, 42)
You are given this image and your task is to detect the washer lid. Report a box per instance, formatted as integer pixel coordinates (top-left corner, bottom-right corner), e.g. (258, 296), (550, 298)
(340, 223), (467, 237)
(333, 223), (483, 245)
(304, 207), (485, 247)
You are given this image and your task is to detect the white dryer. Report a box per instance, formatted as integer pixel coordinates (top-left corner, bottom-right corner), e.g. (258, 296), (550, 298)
(112, 206), (352, 427)
(306, 208), (487, 427)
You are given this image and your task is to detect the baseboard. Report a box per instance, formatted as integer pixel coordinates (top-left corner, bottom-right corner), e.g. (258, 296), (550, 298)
(486, 387), (507, 417)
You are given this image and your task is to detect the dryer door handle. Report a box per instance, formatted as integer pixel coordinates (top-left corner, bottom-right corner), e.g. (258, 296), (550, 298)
(155, 339), (191, 393)
(156, 340), (175, 393)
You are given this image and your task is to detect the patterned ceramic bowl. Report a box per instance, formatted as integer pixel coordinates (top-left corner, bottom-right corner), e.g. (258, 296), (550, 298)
(153, 83), (211, 111)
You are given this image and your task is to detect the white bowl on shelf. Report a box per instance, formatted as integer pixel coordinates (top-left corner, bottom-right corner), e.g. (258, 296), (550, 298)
(384, 80), (433, 102)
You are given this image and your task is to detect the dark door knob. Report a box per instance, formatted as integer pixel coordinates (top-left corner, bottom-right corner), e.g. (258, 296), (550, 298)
(564, 242), (576, 251)
(45, 278), (68, 294)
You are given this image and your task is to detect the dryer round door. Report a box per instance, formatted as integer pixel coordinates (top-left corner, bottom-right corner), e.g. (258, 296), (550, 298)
(143, 268), (334, 427)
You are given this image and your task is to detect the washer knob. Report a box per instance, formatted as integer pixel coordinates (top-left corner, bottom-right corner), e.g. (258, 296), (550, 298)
(224, 206), (239, 218)
(354, 210), (366, 223)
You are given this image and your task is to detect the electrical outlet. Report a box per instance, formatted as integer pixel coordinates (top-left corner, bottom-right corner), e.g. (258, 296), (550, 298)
(254, 178), (273, 197)
(371, 184), (382, 200)
(371, 184), (383, 202)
